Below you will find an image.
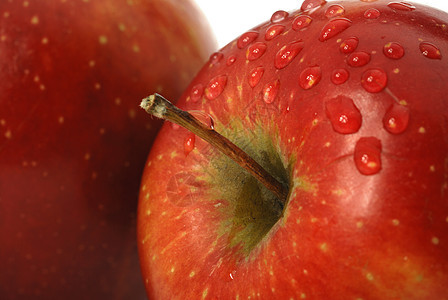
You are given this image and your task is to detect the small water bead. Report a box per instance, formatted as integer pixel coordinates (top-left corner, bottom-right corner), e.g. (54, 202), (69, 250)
(271, 10), (289, 23)
(292, 15), (313, 31)
(237, 31), (259, 49)
(419, 42), (442, 59)
(262, 79), (280, 104)
(184, 133), (196, 156)
(171, 123), (180, 130)
(383, 103), (410, 134)
(274, 40), (304, 69)
(204, 75), (228, 100)
(325, 4), (345, 18)
(247, 42), (268, 61)
(248, 66), (265, 88)
(319, 18), (352, 42)
(190, 84), (204, 102)
(340, 37), (359, 54)
(325, 95), (362, 134)
(220, 267), (239, 282)
(227, 55), (237, 66)
(384, 42), (405, 59)
(354, 137), (382, 175)
(331, 68), (349, 85)
(189, 110), (215, 130)
(347, 51), (371, 67)
(299, 66), (321, 90)
(301, 0), (327, 11)
(361, 68), (388, 93)
(364, 8), (381, 19)
(229, 270), (237, 281)
(265, 24), (286, 41)
(387, 2), (416, 11)
(209, 52), (224, 65)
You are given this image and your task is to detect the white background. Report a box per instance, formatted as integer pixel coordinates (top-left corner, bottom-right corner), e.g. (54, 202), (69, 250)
(195, 0), (448, 48)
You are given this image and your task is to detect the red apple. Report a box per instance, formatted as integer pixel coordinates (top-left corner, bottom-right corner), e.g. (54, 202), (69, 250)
(138, 0), (448, 298)
(0, 0), (215, 298)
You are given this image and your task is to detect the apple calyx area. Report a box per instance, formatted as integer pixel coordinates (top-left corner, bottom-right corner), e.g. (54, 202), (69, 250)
(140, 93), (289, 217)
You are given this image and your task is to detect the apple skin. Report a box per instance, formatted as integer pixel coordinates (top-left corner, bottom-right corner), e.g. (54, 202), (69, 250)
(138, 0), (448, 299)
(0, 0), (215, 299)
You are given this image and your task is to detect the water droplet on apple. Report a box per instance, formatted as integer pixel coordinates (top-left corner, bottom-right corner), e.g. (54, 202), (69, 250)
(229, 270), (236, 280)
(292, 15), (313, 31)
(354, 137), (382, 175)
(209, 52), (224, 65)
(190, 84), (204, 102)
(246, 42), (268, 61)
(262, 79), (280, 104)
(419, 42), (442, 59)
(361, 68), (388, 93)
(383, 103), (410, 134)
(347, 51), (371, 67)
(301, 0), (327, 11)
(331, 68), (349, 85)
(340, 37), (359, 54)
(325, 95), (362, 134)
(274, 40), (304, 69)
(171, 123), (180, 130)
(189, 110), (215, 130)
(364, 8), (381, 19)
(265, 24), (286, 41)
(271, 10), (289, 23)
(227, 55), (237, 66)
(205, 75), (228, 100)
(384, 42), (405, 59)
(387, 2), (416, 11)
(248, 67), (264, 88)
(248, 66), (265, 88)
(237, 31), (259, 49)
(319, 18), (352, 42)
(223, 269), (237, 282)
(166, 172), (200, 207)
(299, 66), (322, 90)
(184, 133), (196, 156)
(325, 4), (345, 18)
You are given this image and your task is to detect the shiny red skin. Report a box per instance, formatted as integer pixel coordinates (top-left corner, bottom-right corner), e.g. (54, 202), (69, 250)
(138, 0), (448, 299)
(0, 0), (215, 298)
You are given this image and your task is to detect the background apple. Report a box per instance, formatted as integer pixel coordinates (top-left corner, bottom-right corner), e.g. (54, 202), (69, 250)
(138, 0), (448, 298)
(0, 0), (215, 299)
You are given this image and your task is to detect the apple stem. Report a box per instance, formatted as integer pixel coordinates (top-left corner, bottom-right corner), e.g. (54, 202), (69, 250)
(140, 93), (288, 212)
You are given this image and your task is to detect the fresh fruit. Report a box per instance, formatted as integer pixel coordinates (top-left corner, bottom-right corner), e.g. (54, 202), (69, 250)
(137, 0), (448, 299)
(0, 0), (215, 298)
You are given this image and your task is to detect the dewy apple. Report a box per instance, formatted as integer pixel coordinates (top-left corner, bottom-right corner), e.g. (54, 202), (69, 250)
(138, 0), (448, 299)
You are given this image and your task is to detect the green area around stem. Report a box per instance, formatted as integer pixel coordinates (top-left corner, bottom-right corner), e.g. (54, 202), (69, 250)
(205, 121), (293, 257)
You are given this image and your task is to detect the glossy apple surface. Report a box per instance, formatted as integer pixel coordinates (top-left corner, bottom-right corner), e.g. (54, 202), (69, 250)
(0, 0), (215, 298)
(138, 0), (448, 298)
